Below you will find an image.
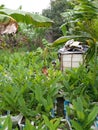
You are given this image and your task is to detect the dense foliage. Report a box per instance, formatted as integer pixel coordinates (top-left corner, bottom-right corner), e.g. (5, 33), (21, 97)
(42, 0), (72, 42)
(0, 47), (98, 129)
(0, 23), (48, 50)
(0, 0), (98, 129)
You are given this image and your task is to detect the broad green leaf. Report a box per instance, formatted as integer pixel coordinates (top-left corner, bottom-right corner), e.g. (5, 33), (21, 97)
(84, 106), (98, 127)
(43, 115), (53, 129)
(0, 8), (54, 27)
(0, 14), (18, 34)
(52, 36), (70, 47)
(1, 116), (12, 130)
(26, 13), (54, 27)
(0, 14), (10, 24)
(34, 85), (43, 103)
(7, 116), (12, 130)
(14, 128), (18, 130)
(43, 95), (53, 112)
(60, 23), (67, 36)
(80, 96), (89, 109)
(2, 92), (16, 109)
(72, 97), (85, 120)
(71, 120), (83, 130)
(53, 118), (60, 129)
(52, 35), (92, 47)
(76, 97), (83, 111)
(14, 86), (26, 103)
(24, 119), (35, 130)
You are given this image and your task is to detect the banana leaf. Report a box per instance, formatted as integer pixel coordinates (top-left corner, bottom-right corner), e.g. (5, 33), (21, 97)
(52, 35), (93, 47)
(0, 14), (18, 34)
(25, 13), (54, 27)
(0, 8), (54, 27)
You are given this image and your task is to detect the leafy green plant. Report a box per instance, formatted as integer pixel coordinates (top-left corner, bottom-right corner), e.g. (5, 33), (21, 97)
(0, 49), (63, 119)
(0, 7), (53, 28)
(23, 119), (35, 130)
(68, 97), (98, 130)
(0, 6), (53, 49)
(43, 115), (60, 130)
(52, 0), (98, 64)
(0, 14), (18, 34)
(0, 39), (98, 130)
(61, 66), (89, 100)
(0, 116), (12, 130)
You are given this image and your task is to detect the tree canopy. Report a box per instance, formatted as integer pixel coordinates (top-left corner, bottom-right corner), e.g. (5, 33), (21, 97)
(42, 0), (72, 41)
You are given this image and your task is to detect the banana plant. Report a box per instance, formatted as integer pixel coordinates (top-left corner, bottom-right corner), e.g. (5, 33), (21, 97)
(0, 6), (54, 35)
(0, 14), (18, 34)
(0, 7), (54, 28)
(52, 0), (98, 61)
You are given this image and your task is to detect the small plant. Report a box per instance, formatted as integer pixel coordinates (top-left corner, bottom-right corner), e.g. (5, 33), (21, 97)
(0, 116), (13, 130)
(67, 97), (98, 130)
(43, 115), (61, 130)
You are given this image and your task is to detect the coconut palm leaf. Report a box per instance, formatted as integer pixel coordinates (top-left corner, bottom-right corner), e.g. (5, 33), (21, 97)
(0, 8), (54, 27)
(0, 14), (18, 34)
